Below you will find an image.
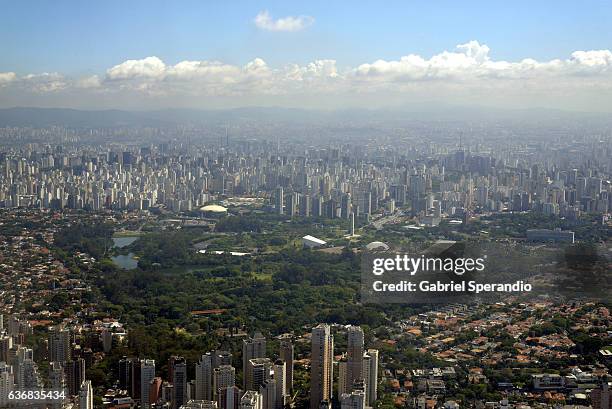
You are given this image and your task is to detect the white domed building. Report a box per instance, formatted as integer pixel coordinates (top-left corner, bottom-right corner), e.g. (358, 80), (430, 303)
(199, 204), (228, 217)
(365, 241), (390, 252)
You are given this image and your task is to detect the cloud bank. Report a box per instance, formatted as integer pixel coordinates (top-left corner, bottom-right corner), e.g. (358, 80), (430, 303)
(1, 41), (612, 111)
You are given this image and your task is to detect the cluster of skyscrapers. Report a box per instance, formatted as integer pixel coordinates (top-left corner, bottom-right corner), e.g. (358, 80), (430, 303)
(0, 317), (93, 409)
(115, 331), (293, 409)
(1, 139), (609, 222)
(310, 325), (378, 409)
(0, 321), (380, 409)
(117, 325), (380, 409)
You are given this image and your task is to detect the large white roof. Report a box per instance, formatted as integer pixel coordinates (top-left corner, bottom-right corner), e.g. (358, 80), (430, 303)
(366, 241), (389, 251)
(302, 235), (326, 245)
(200, 204), (228, 213)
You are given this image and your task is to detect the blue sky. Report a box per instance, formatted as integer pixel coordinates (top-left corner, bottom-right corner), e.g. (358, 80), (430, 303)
(2, 0), (611, 75)
(1, 1), (612, 111)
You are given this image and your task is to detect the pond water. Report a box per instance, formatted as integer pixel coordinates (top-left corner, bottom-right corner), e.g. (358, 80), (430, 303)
(110, 253), (139, 270)
(111, 236), (139, 269)
(112, 236), (138, 248)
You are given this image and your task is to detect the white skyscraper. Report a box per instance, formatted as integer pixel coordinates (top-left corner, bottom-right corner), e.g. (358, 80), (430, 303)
(79, 380), (94, 409)
(273, 360), (287, 409)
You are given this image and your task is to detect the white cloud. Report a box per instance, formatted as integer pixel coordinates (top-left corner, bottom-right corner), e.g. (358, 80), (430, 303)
(76, 75), (102, 89)
(167, 61), (241, 81)
(106, 56), (166, 80)
(2, 41), (612, 111)
(354, 41), (612, 82)
(21, 72), (67, 92)
(456, 40), (490, 63)
(95, 56), (342, 97)
(254, 10), (314, 32)
(0, 72), (17, 86)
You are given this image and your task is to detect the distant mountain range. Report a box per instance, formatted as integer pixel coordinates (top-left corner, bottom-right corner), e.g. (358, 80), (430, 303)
(0, 107), (353, 127)
(0, 106), (609, 128)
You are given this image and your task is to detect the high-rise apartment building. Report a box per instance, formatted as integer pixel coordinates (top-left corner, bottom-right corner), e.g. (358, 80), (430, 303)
(338, 358), (348, 398)
(66, 358), (86, 396)
(275, 187), (284, 215)
(242, 333), (266, 389)
(214, 365), (236, 397)
(172, 357), (188, 409)
(0, 335), (12, 364)
(310, 324), (333, 409)
(346, 326), (364, 393)
(246, 358), (272, 392)
(196, 353), (214, 401)
(48, 361), (66, 409)
(0, 362), (13, 407)
(218, 385), (241, 409)
(278, 341), (293, 393)
(141, 359), (156, 409)
(48, 326), (71, 364)
(363, 349), (379, 406)
(273, 360), (287, 409)
(79, 380), (94, 409)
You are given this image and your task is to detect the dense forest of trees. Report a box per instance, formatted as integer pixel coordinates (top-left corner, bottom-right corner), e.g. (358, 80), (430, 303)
(54, 221), (114, 259)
